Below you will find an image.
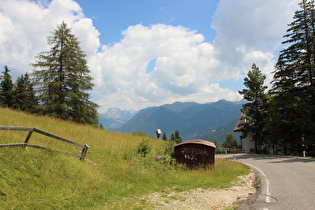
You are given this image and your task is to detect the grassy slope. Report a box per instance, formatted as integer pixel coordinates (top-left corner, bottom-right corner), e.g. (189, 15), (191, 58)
(0, 108), (249, 209)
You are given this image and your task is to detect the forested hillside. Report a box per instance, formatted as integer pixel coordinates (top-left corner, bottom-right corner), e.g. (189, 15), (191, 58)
(118, 100), (243, 142)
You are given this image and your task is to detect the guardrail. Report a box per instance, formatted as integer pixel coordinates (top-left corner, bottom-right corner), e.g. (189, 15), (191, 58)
(0, 126), (89, 161)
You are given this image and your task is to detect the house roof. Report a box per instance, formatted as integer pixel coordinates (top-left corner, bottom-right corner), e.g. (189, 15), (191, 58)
(233, 113), (245, 132)
(174, 139), (216, 148)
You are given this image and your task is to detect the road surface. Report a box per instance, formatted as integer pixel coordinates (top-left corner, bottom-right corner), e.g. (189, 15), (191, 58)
(220, 154), (315, 210)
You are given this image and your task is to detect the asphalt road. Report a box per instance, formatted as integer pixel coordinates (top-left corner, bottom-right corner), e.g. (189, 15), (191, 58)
(220, 154), (315, 210)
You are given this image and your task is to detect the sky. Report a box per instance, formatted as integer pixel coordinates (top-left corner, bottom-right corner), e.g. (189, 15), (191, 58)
(0, 0), (300, 113)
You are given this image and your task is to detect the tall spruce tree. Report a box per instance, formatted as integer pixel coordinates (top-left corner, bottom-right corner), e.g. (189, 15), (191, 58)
(32, 22), (99, 125)
(0, 66), (14, 108)
(239, 63), (268, 152)
(270, 0), (315, 154)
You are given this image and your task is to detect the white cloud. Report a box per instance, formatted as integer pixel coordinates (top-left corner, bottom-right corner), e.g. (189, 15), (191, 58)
(0, 0), (100, 77)
(92, 24), (244, 112)
(211, 0), (299, 85)
(72, 18), (101, 55)
(0, 0), (301, 112)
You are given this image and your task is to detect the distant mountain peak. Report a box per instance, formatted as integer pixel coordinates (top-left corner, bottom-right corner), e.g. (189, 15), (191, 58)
(118, 100), (243, 142)
(99, 108), (137, 130)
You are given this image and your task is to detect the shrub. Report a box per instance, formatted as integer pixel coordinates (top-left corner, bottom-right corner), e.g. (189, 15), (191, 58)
(163, 141), (176, 157)
(136, 139), (152, 157)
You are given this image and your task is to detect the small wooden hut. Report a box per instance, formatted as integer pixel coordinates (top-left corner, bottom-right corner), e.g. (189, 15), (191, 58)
(174, 139), (216, 169)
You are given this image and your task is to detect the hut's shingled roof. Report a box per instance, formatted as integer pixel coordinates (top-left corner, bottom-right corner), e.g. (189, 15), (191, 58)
(175, 139), (216, 148)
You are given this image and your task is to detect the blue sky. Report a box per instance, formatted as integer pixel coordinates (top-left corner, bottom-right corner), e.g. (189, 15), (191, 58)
(0, 0), (300, 112)
(75, 0), (218, 44)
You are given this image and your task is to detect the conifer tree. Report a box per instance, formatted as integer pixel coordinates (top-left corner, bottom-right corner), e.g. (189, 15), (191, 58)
(169, 129), (182, 144)
(222, 132), (237, 149)
(0, 66), (14, 107)
(162, 132), (167, 141)
(270, 0), (315, 153)
(238, 63), (268, 152)
(12, 73), (38, 112)
(32, 22), (99, 125)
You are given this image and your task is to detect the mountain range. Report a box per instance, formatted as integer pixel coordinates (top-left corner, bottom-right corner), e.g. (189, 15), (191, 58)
(100, 100), (244, 144)
(99, 108), (136, 129)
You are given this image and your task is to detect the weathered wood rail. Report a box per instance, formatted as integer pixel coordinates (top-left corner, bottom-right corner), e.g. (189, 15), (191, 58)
(0, 126), (89, 161)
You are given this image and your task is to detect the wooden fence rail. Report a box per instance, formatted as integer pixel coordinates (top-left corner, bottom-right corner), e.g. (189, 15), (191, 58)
(0, 126), (89, 161)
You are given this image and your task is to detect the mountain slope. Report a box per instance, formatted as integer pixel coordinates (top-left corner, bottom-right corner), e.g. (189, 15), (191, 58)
(0, 107), (249, 209)
(162, 101), (198, 113)
(119, 106), (186, 136)
(196, 118), (241, 144)
(0, 107), (162, 209)
(119, 100), (243, 141)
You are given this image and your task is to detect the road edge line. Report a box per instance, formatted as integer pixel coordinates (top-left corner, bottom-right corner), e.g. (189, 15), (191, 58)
(242, 162), (271, 204)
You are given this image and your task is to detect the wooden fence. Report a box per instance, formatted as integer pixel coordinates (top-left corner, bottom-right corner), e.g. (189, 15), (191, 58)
(0, 126), (89, 161)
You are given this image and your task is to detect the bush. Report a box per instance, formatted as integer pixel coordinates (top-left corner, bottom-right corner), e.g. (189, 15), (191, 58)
(163, 141), (176, 157)
(136, 139), (152, 157)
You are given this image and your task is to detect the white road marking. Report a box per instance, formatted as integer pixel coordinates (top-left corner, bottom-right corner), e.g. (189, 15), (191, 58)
(242, 162), (271, 203)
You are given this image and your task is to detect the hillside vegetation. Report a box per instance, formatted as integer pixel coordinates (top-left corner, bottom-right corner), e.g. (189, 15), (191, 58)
(0, 108), (249, 209)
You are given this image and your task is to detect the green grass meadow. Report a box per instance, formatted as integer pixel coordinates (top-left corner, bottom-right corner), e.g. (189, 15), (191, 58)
(0, 107), (249, 209)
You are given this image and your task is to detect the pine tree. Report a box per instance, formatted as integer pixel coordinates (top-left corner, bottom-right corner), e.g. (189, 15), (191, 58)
(162, 132), (167, 141)
(270, 0), (315, 154)
(32, 22), (99, 125)
(174, 129), (182, 142)
(169, 133), (176, 143)
(169, 129), (182, 144)
(12, 73), (38, 112)
(222, 132), (237, 149)
(0, 66), (14, 108)
(265, 95), (302, 154)
(239, 63), (268, 152)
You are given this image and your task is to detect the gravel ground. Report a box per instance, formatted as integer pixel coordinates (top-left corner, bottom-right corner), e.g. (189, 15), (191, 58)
(141, 171), (256, 210)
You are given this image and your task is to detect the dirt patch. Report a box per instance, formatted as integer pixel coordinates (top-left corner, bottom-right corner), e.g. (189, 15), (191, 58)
(141, 171), (256, 210)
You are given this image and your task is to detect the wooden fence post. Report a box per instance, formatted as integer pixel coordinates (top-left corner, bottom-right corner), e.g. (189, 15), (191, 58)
(23, 131), (33, 148)
(80, 144), (89, 161)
